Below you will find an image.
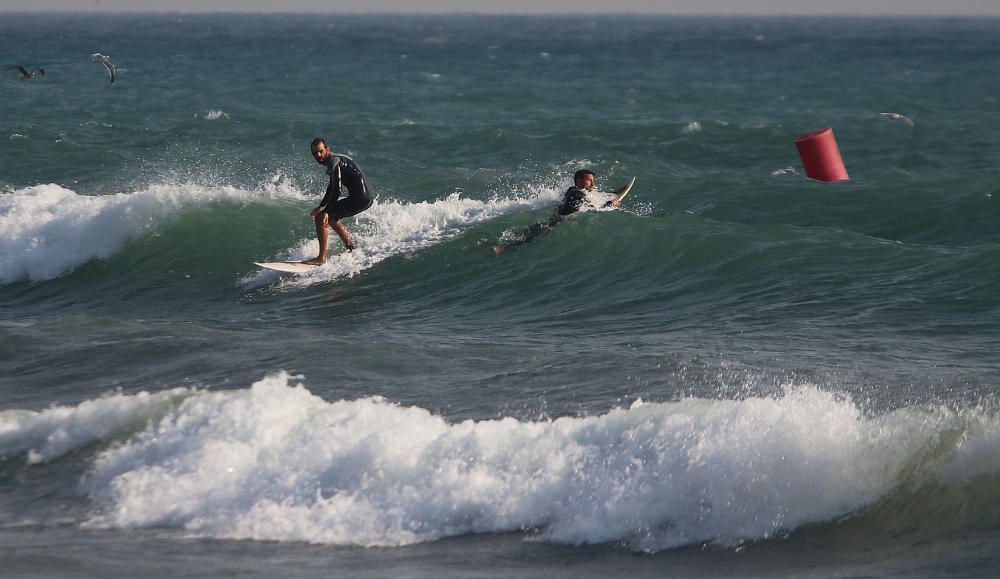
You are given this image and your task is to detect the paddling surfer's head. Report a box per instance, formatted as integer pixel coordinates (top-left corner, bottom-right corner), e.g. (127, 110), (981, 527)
(311, 137), (331, 164)
(573, 169), (595, 191)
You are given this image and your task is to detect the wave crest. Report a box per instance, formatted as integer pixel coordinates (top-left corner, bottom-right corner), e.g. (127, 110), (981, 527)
(59, 373), (996, 551)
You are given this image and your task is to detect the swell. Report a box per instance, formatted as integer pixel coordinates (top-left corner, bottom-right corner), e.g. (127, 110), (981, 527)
(6, 180), (1000, 343)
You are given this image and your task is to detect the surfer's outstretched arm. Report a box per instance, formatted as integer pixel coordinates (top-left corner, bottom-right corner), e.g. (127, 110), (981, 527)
(603, 177), (636, 208)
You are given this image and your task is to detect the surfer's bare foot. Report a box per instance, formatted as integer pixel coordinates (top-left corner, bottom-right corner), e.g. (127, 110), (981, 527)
(301, 257), (326, 265)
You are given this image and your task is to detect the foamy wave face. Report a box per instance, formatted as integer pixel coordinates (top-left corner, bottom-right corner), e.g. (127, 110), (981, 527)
(0, 388), (193, 464)
(0, 183), (300, 284)
(80, 374), (952, 550)
(938, 413), (1000, 482)
(249, 189), (562, 288)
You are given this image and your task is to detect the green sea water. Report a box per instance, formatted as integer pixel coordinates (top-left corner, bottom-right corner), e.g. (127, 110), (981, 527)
(3, 13), (1000, 577)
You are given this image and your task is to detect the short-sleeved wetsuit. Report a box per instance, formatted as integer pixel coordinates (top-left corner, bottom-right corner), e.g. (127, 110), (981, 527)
(321, 153), (373, 221)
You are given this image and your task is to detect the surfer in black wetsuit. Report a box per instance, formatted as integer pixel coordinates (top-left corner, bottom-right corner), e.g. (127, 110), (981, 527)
(492, 169), (622, 256)
(303, 137), (374, 265)
(557, 169), (612, 216)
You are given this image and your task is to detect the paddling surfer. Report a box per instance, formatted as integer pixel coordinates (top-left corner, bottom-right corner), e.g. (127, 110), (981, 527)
(303, 137), (374, 265)
(557, 169), (622, 216)
(492, 169), (625, 255)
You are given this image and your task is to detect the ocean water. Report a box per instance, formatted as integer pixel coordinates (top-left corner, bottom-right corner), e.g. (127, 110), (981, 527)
(3, 12), (1000, 577)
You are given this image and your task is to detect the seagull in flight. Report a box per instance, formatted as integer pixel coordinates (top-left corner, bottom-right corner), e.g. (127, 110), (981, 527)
(6, 65), (44, 80)
(91, 53), (116, 83)
(880, 112), (914, 126)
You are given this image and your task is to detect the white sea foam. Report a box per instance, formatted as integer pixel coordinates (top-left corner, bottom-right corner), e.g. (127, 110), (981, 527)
(70, 373), (985, 551)
(0, 388), (193, 464)
(248, 187), (563, 289)
(203, 110), (230, 120)
(0, 182), (304, 284)
(0, 180), (561, 286)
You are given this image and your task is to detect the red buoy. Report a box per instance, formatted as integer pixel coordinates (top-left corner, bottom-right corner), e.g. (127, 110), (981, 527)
(795, 127), (849, 182)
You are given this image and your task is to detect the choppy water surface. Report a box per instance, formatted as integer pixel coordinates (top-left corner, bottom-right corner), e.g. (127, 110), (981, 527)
(3, 13), (1000, 577)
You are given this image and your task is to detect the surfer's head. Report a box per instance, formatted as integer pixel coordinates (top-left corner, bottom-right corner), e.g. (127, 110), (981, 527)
(311, 137), (331, 164)
(573, 169), (595, 191)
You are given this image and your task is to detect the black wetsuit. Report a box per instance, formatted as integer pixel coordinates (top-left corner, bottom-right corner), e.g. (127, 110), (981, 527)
(557, 186), (591, 216)
(321, 153), (373, 221)
(516, 186), (593, 245)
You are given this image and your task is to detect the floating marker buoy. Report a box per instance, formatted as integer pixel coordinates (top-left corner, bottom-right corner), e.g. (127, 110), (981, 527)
(795, 127), (849, 182)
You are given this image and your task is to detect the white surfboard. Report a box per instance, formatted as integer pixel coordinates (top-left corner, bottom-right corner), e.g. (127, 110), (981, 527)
(615, 176), (636, 202)
(254, 261), (320, 274)
(604, 176), (636, 207)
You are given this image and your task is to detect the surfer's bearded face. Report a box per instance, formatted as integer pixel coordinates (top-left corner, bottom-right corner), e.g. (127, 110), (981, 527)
(575, 173), (595, 191)
(311, 143), (330, 164)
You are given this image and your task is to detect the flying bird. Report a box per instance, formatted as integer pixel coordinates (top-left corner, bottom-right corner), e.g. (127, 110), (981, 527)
(6, 65), (44, 80)
(91, 53), (116, 83)
(880, 112), (914, 127)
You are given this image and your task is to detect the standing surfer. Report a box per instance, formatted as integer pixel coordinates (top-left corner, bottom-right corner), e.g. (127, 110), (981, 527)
(303, 137), (374, 265)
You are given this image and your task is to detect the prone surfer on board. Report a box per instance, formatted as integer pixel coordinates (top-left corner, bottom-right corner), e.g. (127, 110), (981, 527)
(302, 137), (374, 265)
(492, 169), (630, 256)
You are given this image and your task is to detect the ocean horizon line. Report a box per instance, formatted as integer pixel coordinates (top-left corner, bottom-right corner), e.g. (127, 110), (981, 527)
(3, 10), (1000, 18)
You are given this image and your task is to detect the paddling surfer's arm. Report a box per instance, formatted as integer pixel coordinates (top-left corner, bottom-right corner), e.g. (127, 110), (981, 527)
(603, 186), (625, 208)
(557, 186), (589, 215)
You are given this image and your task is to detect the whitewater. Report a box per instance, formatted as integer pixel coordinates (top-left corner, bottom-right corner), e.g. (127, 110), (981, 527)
(3, 372), (996, 554)
(5, 12), (1000, 578)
